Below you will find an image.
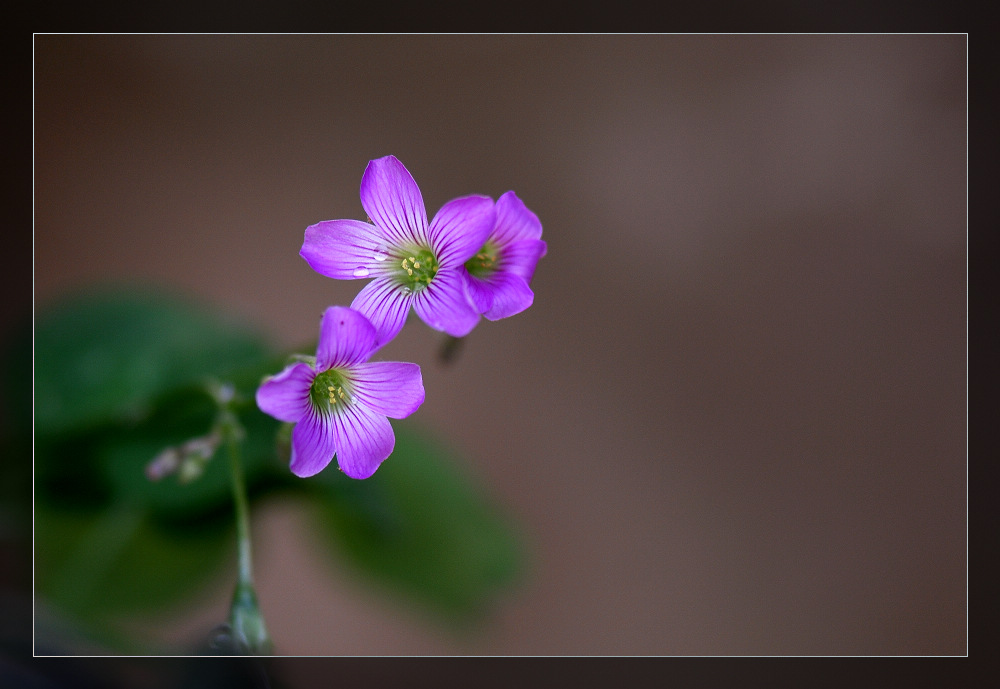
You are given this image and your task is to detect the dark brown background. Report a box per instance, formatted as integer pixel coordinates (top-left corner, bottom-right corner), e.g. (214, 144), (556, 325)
(32, 34), (966, 655)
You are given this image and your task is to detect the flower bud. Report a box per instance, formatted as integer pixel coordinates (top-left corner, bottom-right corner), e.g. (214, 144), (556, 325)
(177, 430), (222, 484)
(145, 447), (181, 481)
(146, 430), (223, 484)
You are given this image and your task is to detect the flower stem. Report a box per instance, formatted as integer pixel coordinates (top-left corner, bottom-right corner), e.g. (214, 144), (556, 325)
(220, 404), (271, 654)
(439, 333), (466, 365)
(226, 420), (254, 587)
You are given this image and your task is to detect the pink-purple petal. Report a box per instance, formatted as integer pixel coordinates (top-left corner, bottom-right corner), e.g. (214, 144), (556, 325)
(360, 155), (428, 247)
(350, 361), (425, 419)
(480, 272), (535, 321)
(428, 195), (496, 267)
(330, 403), (395, 479)
(492, 191), (543, 245)
(289, 409), (338, 477)
(412, 268), (480, 337)
(315, 306), (377, 369)
(462, 269), (495, 315)
(255, 362), (314, 423)
(300, 219), (387, 280)
(350, 277), (414, 349)
(501, 238), (548, 282)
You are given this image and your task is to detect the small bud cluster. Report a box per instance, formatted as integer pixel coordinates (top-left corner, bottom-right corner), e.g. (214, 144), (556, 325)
(145, 381), (243, 485)
(146, 429), (223, 483)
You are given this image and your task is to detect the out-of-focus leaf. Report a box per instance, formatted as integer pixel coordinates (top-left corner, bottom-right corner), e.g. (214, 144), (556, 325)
(30, 287), (289, 518)
(21, 287), (527, 641)
(27, 288), (282, 624)
(33, 287), (271, 435)
(308, 421), (523, 623)
(35, 500), (234, 618)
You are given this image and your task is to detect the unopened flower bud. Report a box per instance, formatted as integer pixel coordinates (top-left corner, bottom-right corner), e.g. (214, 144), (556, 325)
(181, 432), (220, 461)
(177, 430), (222, 484)
(177, 456), (206, 483)
(148, 430), (224, 484)
(207, 379), (236, 407)
(145, 447), (181, 481)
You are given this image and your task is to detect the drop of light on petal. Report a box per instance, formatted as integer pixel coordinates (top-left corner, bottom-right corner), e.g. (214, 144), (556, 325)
(399, 286), (412, 295)
(353, 266), (370, 278)
(372, 247), (389, 261)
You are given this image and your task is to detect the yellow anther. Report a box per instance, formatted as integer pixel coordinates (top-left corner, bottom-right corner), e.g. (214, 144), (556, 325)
(401, 258), (409, 269)
(413, 262), (420, 268)
(407, 268), (413, 275)
(410, 256), (417, 262)
(325, 384), (348, 406)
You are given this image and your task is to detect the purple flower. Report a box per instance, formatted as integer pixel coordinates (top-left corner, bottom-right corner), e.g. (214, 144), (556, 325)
(255, 306), (424, 479)
(461, 191), (547, 320)
(301, 156), (496, 348)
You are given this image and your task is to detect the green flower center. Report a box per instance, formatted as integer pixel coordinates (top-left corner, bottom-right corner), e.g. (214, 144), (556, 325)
(464, 242), (500, 279)
(309, 369), (352, 413)
(396, 248), (439, 291)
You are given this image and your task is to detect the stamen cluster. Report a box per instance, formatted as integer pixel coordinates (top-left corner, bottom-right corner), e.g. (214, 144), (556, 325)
(397, 249), (439, 291)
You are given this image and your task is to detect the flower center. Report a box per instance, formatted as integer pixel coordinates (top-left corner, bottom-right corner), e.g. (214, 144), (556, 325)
(464, 242), (500, 279)
(310, 369), (352, 413)
(396, 248), (439, 291)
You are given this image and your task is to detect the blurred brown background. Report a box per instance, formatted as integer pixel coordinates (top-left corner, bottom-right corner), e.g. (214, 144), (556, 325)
(32, 34), (966, 656)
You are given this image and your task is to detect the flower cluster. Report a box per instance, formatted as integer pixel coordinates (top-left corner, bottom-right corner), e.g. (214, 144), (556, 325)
(257, 156), (545, 479)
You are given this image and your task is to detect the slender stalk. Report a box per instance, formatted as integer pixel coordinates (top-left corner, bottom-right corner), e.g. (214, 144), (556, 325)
(220, 406), (271, 654)
(226, 422), (254, 587)
(439, 333), (466, 364)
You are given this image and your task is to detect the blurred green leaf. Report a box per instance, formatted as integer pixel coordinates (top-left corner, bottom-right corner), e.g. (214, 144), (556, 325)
(35, 500), (233, 618)
(27, 287), (280, 624)
(21, 287), (526, 641)
(33, 287), (271, 435)
(308, 421), (523, 623)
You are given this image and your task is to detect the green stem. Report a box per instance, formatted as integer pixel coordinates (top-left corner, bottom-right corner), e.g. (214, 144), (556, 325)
(221, 408), (271, 654)
(226, 421), (254, 587)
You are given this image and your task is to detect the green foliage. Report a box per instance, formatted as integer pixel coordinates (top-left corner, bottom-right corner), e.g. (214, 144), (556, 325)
(32, 289), (269, 435)
(35, 501), (234, 618)
(16, 287), (523, 650)
(308, 421), (523, 622)
(28, 288), (279, 622)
